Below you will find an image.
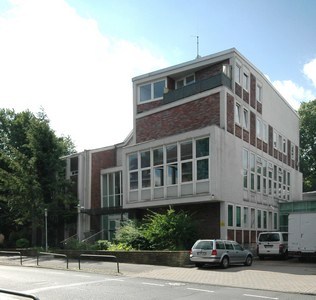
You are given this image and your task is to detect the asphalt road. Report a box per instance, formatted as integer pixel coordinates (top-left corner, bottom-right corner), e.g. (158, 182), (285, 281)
(0, 264), (315, 300)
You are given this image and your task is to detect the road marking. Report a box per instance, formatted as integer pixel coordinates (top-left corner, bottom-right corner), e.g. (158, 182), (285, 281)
(243, 294), (279, 299)
(23, 278), (123, 293)
(142, 282), (165, 287)
(187, 288), (214, 293)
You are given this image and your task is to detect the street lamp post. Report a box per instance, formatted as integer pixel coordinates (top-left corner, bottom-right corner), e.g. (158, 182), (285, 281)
(44, 208), (48, 252)
(77, 204), (81, 242)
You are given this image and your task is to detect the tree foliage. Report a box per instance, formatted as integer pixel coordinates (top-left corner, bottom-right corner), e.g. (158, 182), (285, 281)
(113, 208), (197, 250)
(298, 100), (316, 192)
(0, 108), (77, 246)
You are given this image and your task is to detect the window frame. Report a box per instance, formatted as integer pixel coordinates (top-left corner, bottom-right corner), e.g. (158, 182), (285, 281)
(138, 79), (166, 103)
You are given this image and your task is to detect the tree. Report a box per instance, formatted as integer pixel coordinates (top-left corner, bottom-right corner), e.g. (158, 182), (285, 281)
(141, 207), (197, 250)
(0, 109), (77, 247)
(298, 100), (316, 192)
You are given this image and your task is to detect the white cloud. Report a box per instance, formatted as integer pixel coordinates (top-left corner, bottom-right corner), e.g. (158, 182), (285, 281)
(272, 80), (315, 111)
(303, 58), (316, 88)
(0, 0), (168, 151)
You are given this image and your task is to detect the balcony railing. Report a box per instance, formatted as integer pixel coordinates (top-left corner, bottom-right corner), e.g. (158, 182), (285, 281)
(163, 72), (231, 104)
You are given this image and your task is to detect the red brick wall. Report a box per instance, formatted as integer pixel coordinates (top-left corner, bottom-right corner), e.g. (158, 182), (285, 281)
(90, 149), (116, 209)
(136, 93), (220, 143)
(227, 93), (234, 134)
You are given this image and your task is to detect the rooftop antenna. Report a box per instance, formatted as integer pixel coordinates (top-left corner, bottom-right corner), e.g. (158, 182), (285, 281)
(193, 35), (201, 59)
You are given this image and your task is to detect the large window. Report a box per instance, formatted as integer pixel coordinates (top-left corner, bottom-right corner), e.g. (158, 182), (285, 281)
(228, 205), (233, 227)
(102, 171), (122, 208)
(235, 102), (241, 125)
(243, 149), (248, 189)
(139, 79), (165, 103)
(128, 137), (210, 192)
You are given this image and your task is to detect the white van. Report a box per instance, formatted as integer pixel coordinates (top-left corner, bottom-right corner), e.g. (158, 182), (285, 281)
(257, 232), (288, 260)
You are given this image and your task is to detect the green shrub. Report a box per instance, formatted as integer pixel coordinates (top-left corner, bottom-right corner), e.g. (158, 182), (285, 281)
(107, 242), (133, 251)
(15, 238), (30, 248)
(96, 240), (111, 250)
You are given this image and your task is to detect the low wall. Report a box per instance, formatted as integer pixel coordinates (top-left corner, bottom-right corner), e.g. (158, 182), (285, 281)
(10, 249), (192, 267)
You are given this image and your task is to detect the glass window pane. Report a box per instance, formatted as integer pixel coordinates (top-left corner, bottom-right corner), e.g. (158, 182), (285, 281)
(197, 159), (209, 180)
(167, 144), (177, 163)
(142, 169), (151, 188)
(141, 151), (150, 168)
(154, 167), (164, 187)
(196, 138), (209, 157)
(181, 141), (192, 160)
(228, 205), (233, 227)
(140, 83), (151, 102)
(236, 206), (241, 227)
(153, 148), (163, 165)
(130, 171), (138, 190)
(153, 80), (165, 99)
(167, 164), (178, 185)
(129, 153), (138, 170)
(181, 162), (192, 182)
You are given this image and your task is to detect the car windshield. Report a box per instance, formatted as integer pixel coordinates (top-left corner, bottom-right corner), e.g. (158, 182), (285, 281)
(195, 241), (213, 250)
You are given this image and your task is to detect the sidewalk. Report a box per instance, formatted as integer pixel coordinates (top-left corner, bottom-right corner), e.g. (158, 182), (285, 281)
(1, 255), (316, 295)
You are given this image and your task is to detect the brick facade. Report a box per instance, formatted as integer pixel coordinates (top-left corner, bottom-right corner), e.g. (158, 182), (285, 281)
(136, 93), (220, 143)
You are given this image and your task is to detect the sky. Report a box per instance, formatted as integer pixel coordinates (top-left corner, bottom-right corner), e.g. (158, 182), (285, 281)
(0, 0), (315, 152)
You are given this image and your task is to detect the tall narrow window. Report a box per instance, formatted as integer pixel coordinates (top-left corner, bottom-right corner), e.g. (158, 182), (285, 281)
(141, 151), (151, 188)
(181, 141), (192, 182)
(256, 118), (262, 139)
(235, 63), (241, 84)
(236, 206), (241, 227)
(243, 207), (249, 228)
(167, 144), (178, 185)
(250, 153), (255, 191)
(228, 205), (233, 227)
(243, 149), (248, 189)
(196, 137), (209, 181)
(235, 102), (241, 125)
(243, 108), (249, 129)
(256, 83), (262, 102)
(243, 72), (249, 91)
(129, 153), (138, 190)
(153, 148), (164, 187)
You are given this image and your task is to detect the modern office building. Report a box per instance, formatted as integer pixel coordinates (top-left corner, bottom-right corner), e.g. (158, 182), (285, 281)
(65, 48), (302, 247)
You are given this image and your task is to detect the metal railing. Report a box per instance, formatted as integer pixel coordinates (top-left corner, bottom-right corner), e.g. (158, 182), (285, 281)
(81, 229), (105, 244)
(78, 254), (119, 273)
(0, 288), (40, 299)
(37, 251), (69, 269)
(0, 250), (23, 265)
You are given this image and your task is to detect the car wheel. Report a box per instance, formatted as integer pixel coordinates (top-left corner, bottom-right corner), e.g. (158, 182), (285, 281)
(221, 256), (229, 269)
(195, 263), (204, 268)
(244, 255), (253, 266)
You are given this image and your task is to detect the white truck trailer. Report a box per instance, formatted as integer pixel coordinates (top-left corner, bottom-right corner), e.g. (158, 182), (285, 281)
(288, 212), (316, 258)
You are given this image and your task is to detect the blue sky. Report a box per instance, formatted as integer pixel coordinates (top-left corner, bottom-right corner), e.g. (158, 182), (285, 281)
(0, 0), (315, 151)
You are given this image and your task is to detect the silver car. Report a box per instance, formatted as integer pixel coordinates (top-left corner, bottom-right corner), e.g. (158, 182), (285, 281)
(190, 239), (253, 268)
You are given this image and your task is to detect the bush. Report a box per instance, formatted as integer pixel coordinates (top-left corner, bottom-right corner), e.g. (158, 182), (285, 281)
(96, 240), (111, 250)
(15, 238), (30, 248)
(107, 242), (133, 251)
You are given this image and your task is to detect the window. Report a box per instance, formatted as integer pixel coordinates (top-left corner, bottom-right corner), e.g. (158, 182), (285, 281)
(257, 210), (262, 229)
(273, 131), (278, 149)
(263, 211), (267, 229)
(167, 144), (178, 185)
(228, 205), (233, 227)
(282, 138), (287, 154)
(243, 72), (249, 91)
(250, 153), (255, 191)
(141, 151), (151, 188)
(291, 143), (295, 160)
(235, 102), (241, 124)
(235, 63), (241, 84)
(274, 212), (278, 230)
(153, 148), (164, 187)
(256, 83), (262, 102)
(139, 79), (165, 102)
(257, 157), (262, 193)
(262, 159), (267, 195)
(196, 137), (209, 181)
(278, 135), (283, 152)
(262, 122), (268, 143)
(243, 149), (248, 189)
(236, 206), (241, 227)
(102, 171), (122, 208)
(243, 207), (249, 228)
(176, 74), (195, 89)
(243, 108), (249, 129)
(181, 141), (193, 182)
(129, 153), (138, 190)
(256, 117), (262, 139)
(251, 208), (256, 229)
(268, 163), (273, 196)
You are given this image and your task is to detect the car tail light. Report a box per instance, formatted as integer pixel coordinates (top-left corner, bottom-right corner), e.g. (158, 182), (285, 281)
(189, 249), (192, 255)
(211, 249), (217, 256)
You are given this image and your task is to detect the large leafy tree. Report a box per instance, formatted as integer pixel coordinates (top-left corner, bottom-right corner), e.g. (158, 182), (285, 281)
(298, 100), (316, 192)
(0, 109), (77, 247)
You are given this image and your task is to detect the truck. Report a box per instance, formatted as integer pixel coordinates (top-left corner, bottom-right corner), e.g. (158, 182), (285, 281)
(288, 212), (316, 258)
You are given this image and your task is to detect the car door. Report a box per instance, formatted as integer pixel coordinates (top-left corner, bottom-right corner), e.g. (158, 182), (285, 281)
(224, 241), (237, 263)
(232, 242), (247, 263)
